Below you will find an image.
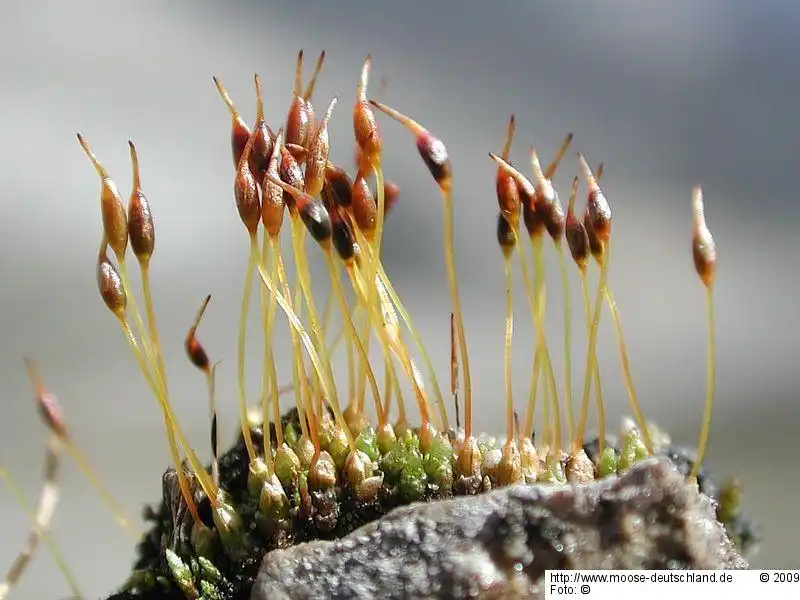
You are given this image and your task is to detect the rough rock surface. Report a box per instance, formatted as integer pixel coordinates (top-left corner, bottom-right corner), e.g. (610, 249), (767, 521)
(251, 458), (747, 600)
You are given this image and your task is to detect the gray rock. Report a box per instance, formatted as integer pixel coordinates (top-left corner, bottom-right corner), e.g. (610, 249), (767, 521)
(251, 458), (747, 600)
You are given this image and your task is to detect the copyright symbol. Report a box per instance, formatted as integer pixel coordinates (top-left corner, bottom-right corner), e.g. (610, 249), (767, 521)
(581, 584), (591, 594)
(760, 573), (769, 583)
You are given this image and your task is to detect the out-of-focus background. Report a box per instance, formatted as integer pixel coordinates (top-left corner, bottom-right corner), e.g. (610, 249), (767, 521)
(1, 0), (797, 597)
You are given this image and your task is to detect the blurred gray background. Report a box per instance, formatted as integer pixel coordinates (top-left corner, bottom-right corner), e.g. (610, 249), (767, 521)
(1, 0), (798, 597)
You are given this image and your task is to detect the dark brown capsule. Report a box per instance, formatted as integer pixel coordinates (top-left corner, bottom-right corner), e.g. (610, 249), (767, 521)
(185, 295), (212, 372)
(565, 176), (590, 269)
(300, 199), (332, 244)
(325, 161), (354, 208)
(578, 153), (611, 243)
(496, 213), (517, 258)
(692, 186), (717, 288)
(331, 209), (356, 264)
(127, 141), (155, 265)
(261, 129), (286, 237)
(370, 100), (452, 191)
(350, 174), (377, 237)
(96, 239), (126, 319)
(523, 197), (545, 238)
(353, 55), (382, 172)
(264, 173), (332, 245)
(305, 97), (338, 198)
(584, 208), (603, 261)
(416, 132), (452, 191)
(250, 74), (274, 181)
(24, 359), (68, 440)
(77, 134), (128, 261)
(213, 76), (252, 168)
(234, 130), (261, 237)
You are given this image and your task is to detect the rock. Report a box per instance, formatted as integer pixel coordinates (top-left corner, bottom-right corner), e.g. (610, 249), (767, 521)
(251, 458), (747, 600)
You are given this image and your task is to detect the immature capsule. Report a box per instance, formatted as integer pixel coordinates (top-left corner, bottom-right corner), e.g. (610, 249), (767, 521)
(279, 146), (305, 211)
(496, 115), (521, 224)
(77, 134), (128, 261)
(353, 55), (382, 172)
(127, 141), (155, 265)
(250, 74), (274, 180)
(530, 146), (566, 241)
(213, 76), (251, 168)
(350, 174), (377, 236)
(304, 97), (338, 198)
(24, 358), (68, 440)
(286, 50), (318, 150)
(234, 130), (261, 237)
(692, 186), (716, 288)
(383, 180), (401, 218)
(96, 240), (126, 319)
(261, 129), (286, 237)
(185, 295), (212, 372)
(489, 153), (541, 237)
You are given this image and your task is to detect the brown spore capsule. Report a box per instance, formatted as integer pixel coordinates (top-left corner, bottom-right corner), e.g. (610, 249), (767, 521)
(350, 174), (377, 236)
(185, 295), (212, 372)
(692, 186), (717, 288)
(325, 161), (354, 208)
(127, 141), (155, 265)
(578, 153), (611, 242)
(353, 55), (382, 171)
(565, 176), (590, 269)
(261, 129), (286, 237)
(305, 96), (338, 198)
(250, 74), (274, 180)
(213, 76), (252, 168)
(77, 134), (128, 261)
(96, 240), (126, 319)
(24, 358), (68, 440)
(370, 100), (451, 191)
(234, 131), (261, 237)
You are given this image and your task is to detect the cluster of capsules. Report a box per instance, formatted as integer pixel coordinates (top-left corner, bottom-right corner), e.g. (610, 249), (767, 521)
(1, 49), (719, 598)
